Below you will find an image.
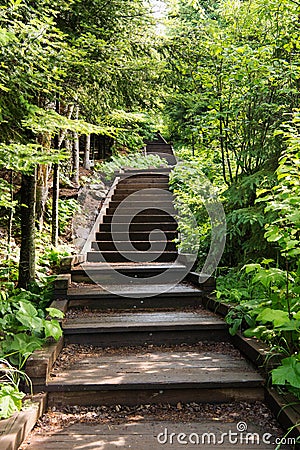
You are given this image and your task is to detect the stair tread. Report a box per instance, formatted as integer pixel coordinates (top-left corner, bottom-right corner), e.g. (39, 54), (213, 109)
(24, 420), (277, 450)
(67, 283), (200, 298)
(63, 311), (226, 331)
(74, 262), (185, 269)
(48, 350), (263, 388)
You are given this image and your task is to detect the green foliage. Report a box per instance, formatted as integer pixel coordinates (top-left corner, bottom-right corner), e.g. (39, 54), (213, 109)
(0, 384), (25, 419)
(169, 158), (225, 261)
(58, 199), (81, 234)
(95, 152), (168, 181)
(272, 355), (300, 399)
(0, 358), (31, 419)
(0, 288), (63, 368)
(164, 0), (300, 181)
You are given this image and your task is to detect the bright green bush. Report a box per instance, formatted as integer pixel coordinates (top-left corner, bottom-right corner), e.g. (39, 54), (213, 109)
(94, 152), (168, 181)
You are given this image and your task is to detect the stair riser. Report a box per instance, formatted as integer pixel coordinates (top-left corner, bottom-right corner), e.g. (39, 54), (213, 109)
(47, 387), (264, 407)
(115, 182), (169, 193)
(91, 241), (177, 251)
(118, 175), (169, 186)
(87, 252), (177, 263)
(108, 201), (173, 208)
(103, 215), (176, 224)
(95, 232), (177, 241)
(100, 223), (178, 232)
(68, 296), (203, 309)
(106, 208), (176, 215)
(112, 194), (172, 201)
(71, 269), (185, 284)
(64, 328), (229, 347)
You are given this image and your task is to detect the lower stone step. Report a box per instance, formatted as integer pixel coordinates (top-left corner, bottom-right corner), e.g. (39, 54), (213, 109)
(46, 348), (264, 407)
(63, 310), (228, 346)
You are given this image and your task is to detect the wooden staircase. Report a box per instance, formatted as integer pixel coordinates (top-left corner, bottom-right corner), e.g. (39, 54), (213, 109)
(37, 167), (264, 410)
(86, 171), (178, 264)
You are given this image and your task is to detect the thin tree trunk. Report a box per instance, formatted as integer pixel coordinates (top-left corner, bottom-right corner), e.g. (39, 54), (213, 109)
(18, 169), (36, 289)
(7, 170), (13, 253)
(72, 104), (80, 186)
(83, 134), (91, 170)
(51, 163), (59, 246)
(52, 96), (60, 246)
(58, 103), (75, 148)
(36, 164), (50, 230)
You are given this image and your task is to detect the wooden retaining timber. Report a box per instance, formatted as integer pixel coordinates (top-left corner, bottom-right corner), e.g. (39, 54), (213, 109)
(0, 394), (47, 450)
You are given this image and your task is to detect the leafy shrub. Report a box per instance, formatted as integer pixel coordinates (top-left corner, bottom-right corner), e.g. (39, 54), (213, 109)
(94, 152), (167, 181)
(0, 358), (30, 419)
(0, 288), (63, 368)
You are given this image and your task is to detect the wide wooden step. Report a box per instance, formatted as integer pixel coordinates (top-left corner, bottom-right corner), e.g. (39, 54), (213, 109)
(100, 223), (178, 232)
(118, 177), (169, 185)
(91, 240), (177, 251)
(63, 310), (228, 346)
(103, 215), (176, 224)
(25, 420), (278, 450)
(87, 250), (178, 263)
(47, 349), (264, 406)
(112, 193), (173, 201)
(71, 263), (185, 284)
(106, 207), (176, 215)
(115, 183), (169, 190)
(67, 282), (203, 308)
(108, 201), (173, 209)
(95, 231), (177, 241)
(96, 231), (177, 242)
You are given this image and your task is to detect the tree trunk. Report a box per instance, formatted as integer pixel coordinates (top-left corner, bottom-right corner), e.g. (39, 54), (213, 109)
(36, 164), (51, 230)
(51, 163), (59, 246)
(72, 105), (80, 186)
(83, 134), (91, 170)
(18, 170), (36, 289)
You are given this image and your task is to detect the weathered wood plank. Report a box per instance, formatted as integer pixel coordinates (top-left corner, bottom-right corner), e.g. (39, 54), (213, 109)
(63, 311), (225, 329)
(0, 393), (47, 450)
(47, 351), (263, 389)
(23, 420), (279, 449)
(26, 337), (64, 385)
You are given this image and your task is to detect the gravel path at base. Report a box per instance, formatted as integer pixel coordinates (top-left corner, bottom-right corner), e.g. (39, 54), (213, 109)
(20, 401), (286, 449)
(52, 341), (242, 372)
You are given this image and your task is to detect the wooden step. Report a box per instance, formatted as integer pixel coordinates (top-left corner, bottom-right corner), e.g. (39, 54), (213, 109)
(112, 190), (172, 197)
(118, 178), (169, 185)
(100, 223), (178, 232)
(47, 349), (264, 406)
(91, 240), (177, 251)
(116, 183), (169, 190)
(95, 231), (177, 241)
(67, 282), (203, 308)
(87, 250), (178, 263)
(108, 201), (173, 208)
(103, 215), (176, 224)
(106, 207), (176, 215)
(71, 263), (185, 284)
(63, 310), (229, 346)
(25, 420), (278, 450)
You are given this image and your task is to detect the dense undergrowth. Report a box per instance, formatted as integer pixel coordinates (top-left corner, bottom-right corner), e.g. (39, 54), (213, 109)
(170, 114), (300, 404)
